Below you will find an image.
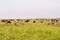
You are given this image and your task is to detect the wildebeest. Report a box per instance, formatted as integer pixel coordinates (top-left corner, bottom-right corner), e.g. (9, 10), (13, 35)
(40, 21), (43, 23)
(48, 20), (55, 25)
(1, 19), (8, 22)
(48, 19), (59, 25)
(25, 19), (29, 22)
(33, 21), (36, 23)
(56, 20), (59, 22)
(1, 19), (11, 24)
(6, 21), (11, 23)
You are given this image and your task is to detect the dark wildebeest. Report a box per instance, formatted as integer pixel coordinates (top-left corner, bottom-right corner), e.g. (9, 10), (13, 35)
(33, 21), (36, 23)
(48, 19), (55, 25)
(1, 19), (8, 22)
(48, 19), (59, 25)
(48, 22), (54, 25)
(6, 21), (11, 23)
(1, 19), (11, 24)
(40, 21), (43, 23)
(56, 20), (58, 23)
(25, 19), (29, 22)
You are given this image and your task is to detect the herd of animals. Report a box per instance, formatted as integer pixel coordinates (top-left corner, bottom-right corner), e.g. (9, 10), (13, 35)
(0, 19), (60, 25)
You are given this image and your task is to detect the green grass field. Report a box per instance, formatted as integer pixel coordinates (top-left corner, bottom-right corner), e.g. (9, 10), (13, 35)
(0, 20), (60, 40)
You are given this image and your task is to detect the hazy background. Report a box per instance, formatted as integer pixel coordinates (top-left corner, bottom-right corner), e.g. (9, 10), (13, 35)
(0, 0), (60, 19)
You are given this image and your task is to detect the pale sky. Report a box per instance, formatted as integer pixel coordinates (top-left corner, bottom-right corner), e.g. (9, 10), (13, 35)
(0, 0), (60, 19)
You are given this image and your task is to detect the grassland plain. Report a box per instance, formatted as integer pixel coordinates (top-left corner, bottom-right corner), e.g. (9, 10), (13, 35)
(0, 20), (60, 40)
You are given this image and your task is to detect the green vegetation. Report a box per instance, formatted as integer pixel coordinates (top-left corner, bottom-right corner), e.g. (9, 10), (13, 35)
(0, 20), (60, 40)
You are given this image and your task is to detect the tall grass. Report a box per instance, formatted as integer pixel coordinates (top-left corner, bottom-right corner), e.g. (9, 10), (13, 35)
(0, 21), (60, 40)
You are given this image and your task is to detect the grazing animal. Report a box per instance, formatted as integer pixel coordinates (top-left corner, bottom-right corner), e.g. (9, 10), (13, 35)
(25, 19), (29, 22)
(1, 20), (8, 22)
(41, 21), (43, 23)
(33, 21), (36, 23)
(52, 22), (54, 25)
(1, 19), (11, 25)
(48, 19), (59, 25)
(6, 21), (11, 23)
(56, 20), (58, 22)
(48, 22), (55, 25)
